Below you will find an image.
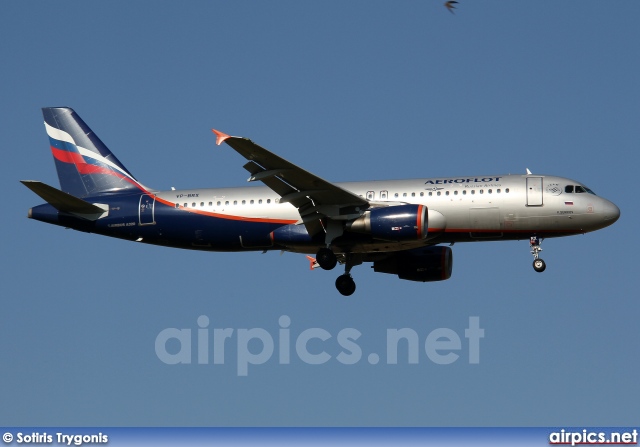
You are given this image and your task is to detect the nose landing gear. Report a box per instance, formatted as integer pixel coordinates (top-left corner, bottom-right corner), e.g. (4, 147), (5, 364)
(530, 236), (546, 272)
(533, 258), (546, 272)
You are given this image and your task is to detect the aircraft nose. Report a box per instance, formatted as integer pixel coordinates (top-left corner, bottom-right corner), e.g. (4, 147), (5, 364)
(602, 200), (620, 224)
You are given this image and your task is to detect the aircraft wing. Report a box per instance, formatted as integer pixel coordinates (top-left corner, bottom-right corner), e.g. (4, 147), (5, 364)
(213, 130), (369, 234)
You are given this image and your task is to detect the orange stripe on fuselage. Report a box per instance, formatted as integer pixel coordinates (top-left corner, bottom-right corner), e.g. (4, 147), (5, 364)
(154, 196), (298, 225)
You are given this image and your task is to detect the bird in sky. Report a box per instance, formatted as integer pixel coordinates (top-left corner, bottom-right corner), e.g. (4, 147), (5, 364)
(444, 1), (458, 14)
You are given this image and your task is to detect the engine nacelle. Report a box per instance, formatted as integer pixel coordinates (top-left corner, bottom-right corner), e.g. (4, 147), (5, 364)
(271, 224), (313, 245)
(347, 204), (427, 241)
(373, 246), (453, 282)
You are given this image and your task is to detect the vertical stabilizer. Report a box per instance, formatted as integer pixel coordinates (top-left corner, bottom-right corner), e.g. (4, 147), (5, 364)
(43, 107), (144, 198)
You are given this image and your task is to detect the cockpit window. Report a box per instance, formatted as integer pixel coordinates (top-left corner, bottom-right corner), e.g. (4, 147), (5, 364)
(575, 185), (596, 195)
(566, 184), (596, 195)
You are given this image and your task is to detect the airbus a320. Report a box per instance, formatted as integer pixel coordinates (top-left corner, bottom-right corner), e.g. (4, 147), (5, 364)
(23, 108), (620, 295)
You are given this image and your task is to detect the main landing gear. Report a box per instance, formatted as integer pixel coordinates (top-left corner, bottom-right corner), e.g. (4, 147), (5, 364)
(314, 247), (361, 296)
(335, 274), (356, 296)
(530, 236), (546, 273)
(316, 247), (337, 270)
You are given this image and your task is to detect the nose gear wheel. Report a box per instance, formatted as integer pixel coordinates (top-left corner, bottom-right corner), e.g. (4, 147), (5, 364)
(530, 236), (546, 273)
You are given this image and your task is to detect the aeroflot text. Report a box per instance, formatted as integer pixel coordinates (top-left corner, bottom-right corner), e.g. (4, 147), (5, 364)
(155, 316), (484, 376)
(424, 177), (502, 184)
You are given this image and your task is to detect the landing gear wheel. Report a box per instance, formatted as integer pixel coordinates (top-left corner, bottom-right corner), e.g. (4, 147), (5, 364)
(316, 248), (337, 270)
(529, 236), (546, 273)
(335, 274), (356, 296)
(533, 258), (546, 273)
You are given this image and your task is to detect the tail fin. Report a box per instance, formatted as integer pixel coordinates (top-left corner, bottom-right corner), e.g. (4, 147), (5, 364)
(43, 107), (145, 198)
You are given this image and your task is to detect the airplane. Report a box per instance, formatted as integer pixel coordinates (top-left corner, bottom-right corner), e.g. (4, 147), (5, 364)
(23, 107), (620, 296)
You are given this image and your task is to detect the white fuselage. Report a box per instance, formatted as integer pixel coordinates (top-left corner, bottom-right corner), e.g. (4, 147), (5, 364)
(153, 173), (619, 253)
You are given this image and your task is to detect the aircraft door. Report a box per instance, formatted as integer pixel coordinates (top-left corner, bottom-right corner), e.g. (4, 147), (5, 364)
(526, 177), (543, 206)
(139, 194), (156, 225)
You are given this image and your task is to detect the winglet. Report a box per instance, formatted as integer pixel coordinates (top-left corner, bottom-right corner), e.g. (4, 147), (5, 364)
(212, 129), (231, 146)
(305, 255), (319, 271)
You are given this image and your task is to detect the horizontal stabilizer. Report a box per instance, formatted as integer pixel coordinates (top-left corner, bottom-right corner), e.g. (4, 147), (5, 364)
(21, 180), (108, 220)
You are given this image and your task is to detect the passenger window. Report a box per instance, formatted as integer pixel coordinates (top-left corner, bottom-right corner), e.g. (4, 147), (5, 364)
(437, 191), (441, 196)
(420, 192), (424, 197)
(403, 193), (407, 197)
(267, 199), (271, 204)
(471, 190), (475, 195)
(411, 192), (415, 197)
(565, 185), (574, 193)
(242, 200), (246, 205)
(394, 193), (399, 198)
(208, 202), (212, 206)
(497, 189), (501, 193)
(184, 203), (188, 207)
(488, 189), (492, 194)
(506, 188), (510, 193)
(175, 203), (179, 209)
(192, 202), (196, 207)
(225, 201), (229, 205)
(429, 192), (433, 197)
(479, 190), (484, 194)
(200, 202), (204, 207)
(250, 200), (254, 204)
(217, 201), (221, 206)
(462, 190), (467, 195)
(259, 199), (262, 204)
(454, 191), (458, 195)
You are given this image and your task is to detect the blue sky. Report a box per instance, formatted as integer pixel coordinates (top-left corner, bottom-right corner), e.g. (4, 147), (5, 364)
(1, 1), (638, 426)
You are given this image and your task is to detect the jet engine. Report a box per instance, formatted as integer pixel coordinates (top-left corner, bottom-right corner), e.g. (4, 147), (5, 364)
(270, 223), (315, 247)
(346, 204), (427, 241)
(373, 246), (453, 282)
